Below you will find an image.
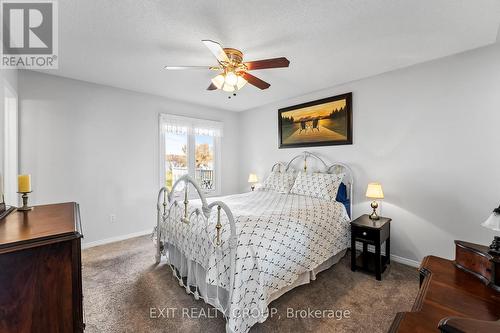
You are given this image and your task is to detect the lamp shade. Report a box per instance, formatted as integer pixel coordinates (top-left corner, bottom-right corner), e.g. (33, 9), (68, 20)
(236, 75), (247, 90)
(224, 72), (237, 86)
(248, 173), (258, 183)
(366, 182), (384, 199)
(482, 212), (500, 232)
(222, 82), (235, 92)
(211, 74), (225, 89)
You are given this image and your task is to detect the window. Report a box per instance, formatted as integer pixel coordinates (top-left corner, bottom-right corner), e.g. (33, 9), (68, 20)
(160, 114), (222, 195)
(165, 132), (188, 191)
(195, 134), (215, 191)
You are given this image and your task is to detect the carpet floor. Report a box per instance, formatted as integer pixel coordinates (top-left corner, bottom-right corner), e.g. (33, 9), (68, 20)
(82, 236), (418, 333)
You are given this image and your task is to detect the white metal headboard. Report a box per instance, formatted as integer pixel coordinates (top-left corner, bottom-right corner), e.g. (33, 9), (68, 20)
(271, 151), (354, 219)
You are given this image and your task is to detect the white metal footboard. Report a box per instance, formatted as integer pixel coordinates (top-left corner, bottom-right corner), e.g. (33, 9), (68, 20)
(153, 175), (237, 325)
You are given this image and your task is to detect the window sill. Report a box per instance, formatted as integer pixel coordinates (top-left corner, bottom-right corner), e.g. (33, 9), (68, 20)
(201, 190), (221, 198)
(170, 190), (221, 201)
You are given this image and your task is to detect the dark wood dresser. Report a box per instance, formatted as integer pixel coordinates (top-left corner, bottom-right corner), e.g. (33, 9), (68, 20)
(0, 202), (84, 332)
(389, 240), (500, 332)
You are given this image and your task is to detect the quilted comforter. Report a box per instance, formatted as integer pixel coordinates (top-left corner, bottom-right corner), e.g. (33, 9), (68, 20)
(161, 189), (350, 333)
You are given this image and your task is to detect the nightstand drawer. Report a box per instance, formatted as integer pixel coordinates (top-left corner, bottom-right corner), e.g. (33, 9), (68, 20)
(352, 226), (378, 241)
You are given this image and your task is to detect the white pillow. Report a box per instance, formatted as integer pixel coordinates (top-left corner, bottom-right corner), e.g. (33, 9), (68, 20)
(290, 172), (344, 200)
(260, 171), (297, 193)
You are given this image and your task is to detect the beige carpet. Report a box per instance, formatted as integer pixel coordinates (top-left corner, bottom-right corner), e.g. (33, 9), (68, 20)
(82, 236), (418, 333)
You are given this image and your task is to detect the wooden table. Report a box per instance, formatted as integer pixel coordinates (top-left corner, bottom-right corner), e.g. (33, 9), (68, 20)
(389, 252), (500, 332)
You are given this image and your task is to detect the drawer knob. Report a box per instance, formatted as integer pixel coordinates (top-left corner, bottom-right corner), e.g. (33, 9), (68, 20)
(362, 232), (367, 236)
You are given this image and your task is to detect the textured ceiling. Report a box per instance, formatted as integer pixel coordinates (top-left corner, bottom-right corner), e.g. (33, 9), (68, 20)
(37, 0), (500, 111)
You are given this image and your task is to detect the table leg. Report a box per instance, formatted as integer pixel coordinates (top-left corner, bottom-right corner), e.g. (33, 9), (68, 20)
(375, 243), (382, 281)
(351, 237), (356, 271)
(362, 242), (368, 270)
(386, 238), (391, 265)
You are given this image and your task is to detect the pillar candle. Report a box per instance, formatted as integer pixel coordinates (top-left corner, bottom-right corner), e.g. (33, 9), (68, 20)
(18, 174), (31, 192)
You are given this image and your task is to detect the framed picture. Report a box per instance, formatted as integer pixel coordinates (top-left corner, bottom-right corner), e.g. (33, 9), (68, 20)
(278, 92), (352, 149)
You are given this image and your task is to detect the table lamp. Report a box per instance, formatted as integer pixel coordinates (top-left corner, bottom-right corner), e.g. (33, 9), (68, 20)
(481, 204), (500, 256)
(248, 173), (258, 191)
(366, 182), (384, 220)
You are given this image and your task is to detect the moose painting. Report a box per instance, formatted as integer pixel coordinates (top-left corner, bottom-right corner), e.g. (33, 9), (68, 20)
(278, 93), (352, 148)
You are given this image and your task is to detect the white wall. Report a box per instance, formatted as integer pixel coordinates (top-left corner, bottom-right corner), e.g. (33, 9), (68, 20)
(238, 43), (500, 262)
(18, 43), (500, 261)
(18, 71), (240, 244)
(0, 69), (18, 201)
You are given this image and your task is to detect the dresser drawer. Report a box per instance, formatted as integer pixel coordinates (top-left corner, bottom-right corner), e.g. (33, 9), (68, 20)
(352, 226), (378, 242)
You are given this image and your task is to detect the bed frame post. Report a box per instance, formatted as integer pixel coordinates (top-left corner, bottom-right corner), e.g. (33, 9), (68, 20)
(156, 187), (168, 264)
(216, 206), (222, 246)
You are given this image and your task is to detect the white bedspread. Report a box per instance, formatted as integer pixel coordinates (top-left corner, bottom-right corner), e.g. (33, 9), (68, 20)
(161, 190), (350, 333)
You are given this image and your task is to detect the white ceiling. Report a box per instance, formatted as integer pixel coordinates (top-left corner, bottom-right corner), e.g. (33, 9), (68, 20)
(37, 0), (500, 112)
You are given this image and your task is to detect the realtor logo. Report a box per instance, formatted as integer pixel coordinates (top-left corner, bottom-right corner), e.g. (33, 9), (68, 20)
(1, 0), (58, 68)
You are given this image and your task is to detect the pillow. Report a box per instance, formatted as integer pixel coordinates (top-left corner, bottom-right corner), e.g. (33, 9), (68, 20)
(336, 182), (351, 217)
(260, 171), (297, 193)
(290, 172), (344, 200)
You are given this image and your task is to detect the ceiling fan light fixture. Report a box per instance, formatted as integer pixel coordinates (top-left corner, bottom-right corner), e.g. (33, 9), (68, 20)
(211, 74), (225, 89)
(236, 75), (247, 90)
(222, 82), (235, 92)
(224, 71), (238, 86)
(166, 40), (288, 92)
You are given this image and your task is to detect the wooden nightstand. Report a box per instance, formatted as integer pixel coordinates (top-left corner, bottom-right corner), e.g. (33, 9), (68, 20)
(350, 214), (391, 281)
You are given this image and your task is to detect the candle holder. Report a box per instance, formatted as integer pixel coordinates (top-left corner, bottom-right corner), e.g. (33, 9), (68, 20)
(0, 194), (5, 213)
(17, 191), (33, 211)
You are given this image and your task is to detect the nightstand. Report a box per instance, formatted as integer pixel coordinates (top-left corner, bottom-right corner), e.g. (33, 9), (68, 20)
(350, 214), (391, 281)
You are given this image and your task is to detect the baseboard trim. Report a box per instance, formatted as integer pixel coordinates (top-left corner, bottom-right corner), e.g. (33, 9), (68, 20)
(390, 254), (420, 268)
(354, 244), (420, 268)
(82, 231), (422, 268)
(82, 229), (152, 249)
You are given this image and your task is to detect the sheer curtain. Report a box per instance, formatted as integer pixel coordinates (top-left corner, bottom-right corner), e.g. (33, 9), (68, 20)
(160, 114), (223, 137)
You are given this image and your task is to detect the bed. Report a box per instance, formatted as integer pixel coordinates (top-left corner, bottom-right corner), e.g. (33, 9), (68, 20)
(153, 151), (353, 333)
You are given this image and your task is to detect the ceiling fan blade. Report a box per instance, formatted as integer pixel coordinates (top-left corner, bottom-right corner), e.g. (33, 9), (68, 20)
(202, 40), (230, 64)
(240, 72), (271, 90)
(207, 83), (218, 90)
(244, 57), (290, 70)
(164, 65), (220, 70)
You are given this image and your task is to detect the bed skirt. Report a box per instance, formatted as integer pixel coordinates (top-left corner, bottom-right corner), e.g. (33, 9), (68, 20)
(268, 248), (347, 303)
(164, 242), (347, 325)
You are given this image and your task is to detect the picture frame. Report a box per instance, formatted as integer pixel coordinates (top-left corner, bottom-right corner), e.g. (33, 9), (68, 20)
(278, 92), (352, 149)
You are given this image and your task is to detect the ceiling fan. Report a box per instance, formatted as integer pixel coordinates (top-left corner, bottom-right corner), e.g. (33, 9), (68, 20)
(164, 40), (290, 93)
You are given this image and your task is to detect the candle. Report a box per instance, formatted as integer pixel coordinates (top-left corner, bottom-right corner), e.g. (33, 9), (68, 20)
(18, 174), (31, 193)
